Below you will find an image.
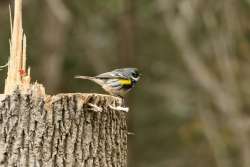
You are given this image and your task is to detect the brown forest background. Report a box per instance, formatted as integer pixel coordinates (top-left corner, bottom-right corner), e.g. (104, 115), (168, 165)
(1, 0), (250, 167)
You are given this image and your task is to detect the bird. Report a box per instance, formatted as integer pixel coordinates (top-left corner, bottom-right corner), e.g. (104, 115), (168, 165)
(75, 68), (141, 97)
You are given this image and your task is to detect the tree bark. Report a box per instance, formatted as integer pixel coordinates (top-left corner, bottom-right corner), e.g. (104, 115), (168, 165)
(0, 88), (128, 167)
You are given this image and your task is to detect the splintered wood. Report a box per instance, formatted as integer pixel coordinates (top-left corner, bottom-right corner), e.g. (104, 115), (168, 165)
(5, 0), (31, 94)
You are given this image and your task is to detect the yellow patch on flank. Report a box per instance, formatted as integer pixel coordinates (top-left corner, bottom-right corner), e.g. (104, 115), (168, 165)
(119, 79), (132, 85)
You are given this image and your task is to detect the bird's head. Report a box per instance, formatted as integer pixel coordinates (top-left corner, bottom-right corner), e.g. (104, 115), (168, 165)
(130, 68), (141, 82)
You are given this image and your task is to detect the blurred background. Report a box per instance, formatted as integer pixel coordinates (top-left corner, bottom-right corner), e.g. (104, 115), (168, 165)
(1, 0), (250, 167)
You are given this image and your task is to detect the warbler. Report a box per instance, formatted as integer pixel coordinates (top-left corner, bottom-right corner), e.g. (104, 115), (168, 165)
(75, 68), (141, 97)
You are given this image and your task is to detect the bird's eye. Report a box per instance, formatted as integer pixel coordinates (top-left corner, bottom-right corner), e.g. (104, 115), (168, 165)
(132, 72), (139, 78)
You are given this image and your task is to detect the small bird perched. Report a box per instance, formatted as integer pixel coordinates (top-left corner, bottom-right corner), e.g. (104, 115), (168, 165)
(75, 68), (141, 97)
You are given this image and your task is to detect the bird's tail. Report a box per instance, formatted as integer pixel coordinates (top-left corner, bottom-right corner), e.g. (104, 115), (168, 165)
(75, 75), (95, 80)
(75, 75), (104, 86)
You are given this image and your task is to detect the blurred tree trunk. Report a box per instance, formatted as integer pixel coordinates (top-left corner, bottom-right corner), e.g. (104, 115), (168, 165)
(0, 89), (128, 166)
(118, 0), (137, 66)
(157, 0), (250, 167)
(40, 1), (71, 93)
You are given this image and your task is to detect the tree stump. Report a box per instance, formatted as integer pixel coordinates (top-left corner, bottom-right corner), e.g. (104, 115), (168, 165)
(0, 0), (128, 166)
(0, 87), (128, 166)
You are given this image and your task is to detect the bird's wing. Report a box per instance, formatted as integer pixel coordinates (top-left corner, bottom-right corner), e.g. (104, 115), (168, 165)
(96, 71), (124, 79)
(96, 69), (130, 79)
